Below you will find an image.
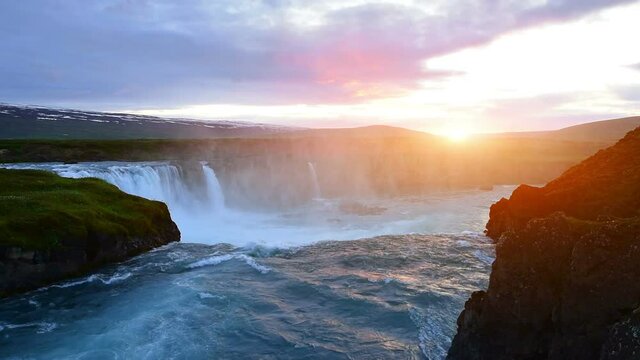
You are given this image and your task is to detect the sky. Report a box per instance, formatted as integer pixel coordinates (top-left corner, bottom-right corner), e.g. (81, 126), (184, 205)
(1, 0), (639, 134)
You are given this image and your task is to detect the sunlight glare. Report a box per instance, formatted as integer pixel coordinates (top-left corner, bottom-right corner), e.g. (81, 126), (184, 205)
(442, 128), (471, 142)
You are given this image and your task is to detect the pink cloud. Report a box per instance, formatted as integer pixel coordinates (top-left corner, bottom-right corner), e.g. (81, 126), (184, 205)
(0, 0), (635, 107)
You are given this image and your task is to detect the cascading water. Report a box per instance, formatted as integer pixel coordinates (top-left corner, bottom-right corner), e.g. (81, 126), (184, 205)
(1, 162), (232, 243)
(202, 162), (226, 212)
(307, 161), (322, 199)
(8, 162), (226, 215)
(1, 161), (514, 247)
(62, 163), (190, 210)
(0, 160), (518, 359)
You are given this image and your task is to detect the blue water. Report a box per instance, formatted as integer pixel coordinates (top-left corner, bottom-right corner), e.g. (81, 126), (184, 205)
(0, 162), (514, 359)
(0, 235), (494, 359)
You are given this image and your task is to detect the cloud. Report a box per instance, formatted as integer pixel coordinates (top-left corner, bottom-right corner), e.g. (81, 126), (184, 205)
(0, 0), (635, 108)
(615, 85), (640, 102)
(477, 91), (638, 132)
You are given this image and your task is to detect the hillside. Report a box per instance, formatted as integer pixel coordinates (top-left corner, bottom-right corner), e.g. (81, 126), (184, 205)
(448, 127), (640, 359)
(0, 104), (299, 139)
(547, 116), (640, 142)
(486, 126), (640, 239)
(489, 116), (640, 143)
(279, 125), (435, 139)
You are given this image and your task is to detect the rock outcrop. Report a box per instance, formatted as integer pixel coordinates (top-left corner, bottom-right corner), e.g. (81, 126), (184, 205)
(0, 228), (180, 295)
(0, 169), (180, 295)
(448, 127), (640, 359)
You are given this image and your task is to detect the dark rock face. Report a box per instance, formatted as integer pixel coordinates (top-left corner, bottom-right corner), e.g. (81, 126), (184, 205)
(486, 127), (640, 240)
(448, 128), (640, 359)
(601, 309), (640, 359)
(0, 218), (179, 295)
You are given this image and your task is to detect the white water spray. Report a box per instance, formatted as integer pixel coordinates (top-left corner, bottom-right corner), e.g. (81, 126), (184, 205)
(2, 162), (516, 247)
(307, 162), (322, 199)
(3, 161), (234, 243)
(202, 163), (226, 212)
(3, 161), (226, 215)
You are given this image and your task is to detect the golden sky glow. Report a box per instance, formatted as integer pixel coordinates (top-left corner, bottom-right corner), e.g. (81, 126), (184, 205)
(2, 1), (637, 134)
(128, 2), (640, 134)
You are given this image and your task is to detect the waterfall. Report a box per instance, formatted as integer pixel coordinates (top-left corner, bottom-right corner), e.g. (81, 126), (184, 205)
(3, 162), (226, 216)
(59, 164), (187, 208)
(307, 162), (322, 199)
(202, 163), (226, 212)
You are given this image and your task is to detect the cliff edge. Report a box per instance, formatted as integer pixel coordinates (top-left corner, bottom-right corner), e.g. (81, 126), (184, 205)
(448, 127), (640, 359)
(0, 169), (180, 295)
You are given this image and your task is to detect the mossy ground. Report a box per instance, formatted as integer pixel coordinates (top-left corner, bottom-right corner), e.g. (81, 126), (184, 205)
(0, 168), (171, 251)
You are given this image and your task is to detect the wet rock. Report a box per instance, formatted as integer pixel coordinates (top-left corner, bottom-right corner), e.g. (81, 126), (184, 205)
(601, 309), (640, 359)
(0, 226), (179, 296)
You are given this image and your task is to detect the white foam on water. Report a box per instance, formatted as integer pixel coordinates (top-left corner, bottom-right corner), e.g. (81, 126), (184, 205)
(187, 254), (234, 268)
(101, 272), (133, 285)
(238, 254), (272, 274)
(473, 250), (495, 265)
(0, 321), (58, 334)
(43, 272), (132, 290)
(409, 307), (450, 360)
(198, 292), (226, 300)
(460, 230), (483, 237)
(188, 254), (271, 274)
(456, 240), (471, 247)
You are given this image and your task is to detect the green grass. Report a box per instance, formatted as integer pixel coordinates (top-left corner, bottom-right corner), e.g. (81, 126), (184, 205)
(0, 138), (195, 163)
(0, 168), (172, 251)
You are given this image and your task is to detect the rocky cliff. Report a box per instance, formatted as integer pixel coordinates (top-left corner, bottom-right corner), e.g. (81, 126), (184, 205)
(0, 169), (180, 295)
(448, 127), (640, 359)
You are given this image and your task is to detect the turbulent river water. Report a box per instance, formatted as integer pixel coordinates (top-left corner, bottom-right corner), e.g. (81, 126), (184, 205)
(0, 162), (514, 359)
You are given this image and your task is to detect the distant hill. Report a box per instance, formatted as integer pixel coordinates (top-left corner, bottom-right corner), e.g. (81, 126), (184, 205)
(279, 125), (434, 139)
(3, 103), (638, 145)
(0, 104), (301, 139)
(0, 103), (436, 141)
(488, 116), (640, 143)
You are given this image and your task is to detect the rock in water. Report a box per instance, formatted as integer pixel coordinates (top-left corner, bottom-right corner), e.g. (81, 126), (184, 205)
(448, 127), (640, 359)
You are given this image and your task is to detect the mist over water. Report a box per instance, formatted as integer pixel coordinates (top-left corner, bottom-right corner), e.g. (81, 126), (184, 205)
(1, 161), (515, 359)
(307, 161), (322, 199)
(3, 162), (513, 247)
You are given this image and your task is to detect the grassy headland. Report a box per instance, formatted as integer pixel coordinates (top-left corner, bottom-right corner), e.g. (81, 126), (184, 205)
(0, 168), (175, 251)
(0, 168), (180, 295)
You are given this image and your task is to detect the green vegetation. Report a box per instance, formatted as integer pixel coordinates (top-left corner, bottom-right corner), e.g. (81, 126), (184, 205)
(0, 168), (172, 251)
(0, 139), (203, 163)
(0, 133), (609, 165)
(0, 138), (283, 163)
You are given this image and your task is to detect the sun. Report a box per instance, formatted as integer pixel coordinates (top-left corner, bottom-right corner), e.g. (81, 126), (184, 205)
(442, 128), (471, 142)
